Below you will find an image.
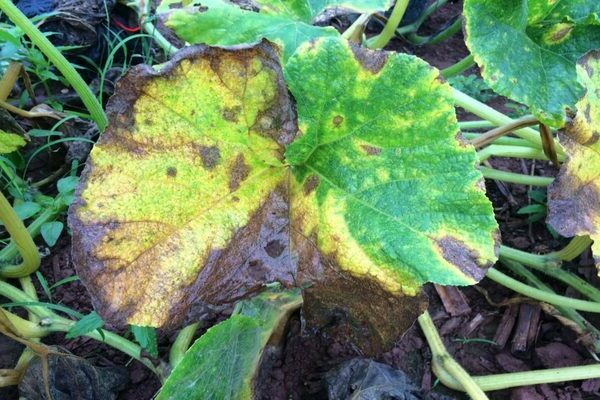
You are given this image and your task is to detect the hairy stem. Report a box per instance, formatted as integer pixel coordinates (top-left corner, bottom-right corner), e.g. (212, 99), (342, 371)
(0, 0), (107, 130)
(499, 245), (560, 269)
(477, 145), (549, 162)
(367, 0), (410, 49)
(0, 61), (21, 102)
(341, 14), (372, 42)
(441, 54), (475, 78)
(550, 236), (593, 261)
(459, 120), (496, 130)
(395, 0), (449, 35)
(418, 311), (489, 400)
(480, 166), (553, 186)
(463, 133), (533, 147)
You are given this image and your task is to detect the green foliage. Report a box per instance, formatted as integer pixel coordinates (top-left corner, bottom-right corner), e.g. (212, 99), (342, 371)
(66, 311), (105, 339)
(447, 74), (495, 104)
(131, 325), (159, 358)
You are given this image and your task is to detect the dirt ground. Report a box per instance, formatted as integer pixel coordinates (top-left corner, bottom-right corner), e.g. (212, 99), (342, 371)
(2, 1), (600, 399)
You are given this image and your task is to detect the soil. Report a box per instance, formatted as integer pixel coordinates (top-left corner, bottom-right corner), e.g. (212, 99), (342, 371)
(2, 1), (600, 399)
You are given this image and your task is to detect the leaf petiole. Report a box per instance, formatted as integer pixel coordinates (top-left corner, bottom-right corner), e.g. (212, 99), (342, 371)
(480, 166), (553, 186)
(367, 0), (410, 49)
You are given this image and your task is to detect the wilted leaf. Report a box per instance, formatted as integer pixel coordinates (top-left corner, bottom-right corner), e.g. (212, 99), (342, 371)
(156, 288), (302, 400)
(548, 51), (600, 268)
(0, 130), (25, 154)
(69, 39), (498, 352)
(463, 0), (600, 127)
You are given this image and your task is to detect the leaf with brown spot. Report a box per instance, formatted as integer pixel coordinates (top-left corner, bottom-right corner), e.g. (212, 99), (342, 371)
(69, 38), (498, 353)
(548, 51), (600, 268)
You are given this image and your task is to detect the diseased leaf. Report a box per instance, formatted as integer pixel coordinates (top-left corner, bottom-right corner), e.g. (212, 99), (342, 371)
(0, 130), (26, 153)
(156, 288), (302, 400)
(463, 0), (600, 127)
(548, 51), (600, 268)
(250, 0), (393, 23)
(162, 0), (338, 60)
(69, 39), (498, 352)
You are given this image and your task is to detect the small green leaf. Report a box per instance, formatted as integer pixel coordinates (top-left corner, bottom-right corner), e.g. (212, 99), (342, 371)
(0, 130), (26, 154)
(517, 204), (546, 215)
(65, 311), (104, 339)
(12, 201), (41, 221)
(463, 0), (600, 127)
(156, 289), (302, 400)
(41, 221), (64, 247)
(57, 176), (79, 194)
(131, 325), (158, 358)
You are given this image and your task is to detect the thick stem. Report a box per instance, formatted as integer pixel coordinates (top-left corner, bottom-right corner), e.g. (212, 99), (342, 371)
(367, 0), (410, 49)
(395, 0), (449, 35)
(550, 236), (593, 261)
(169, 322), (199, 368)
(463, 133), (533, 147)
(418, 311), (489, 400)
(459, 120), (497, 130)
(499, 245), (559, 269)
(0, 0), (107, 130)
(140, 0), (178, 57)
(477, 145), (549, 162)
(471, 115), (539, 148)
(480, 166), (553, 186)
(441, 54), (475, 78)
(341, 14), (372, 42)
(0, 190), (40, 278)
(486, 268), (600, 313)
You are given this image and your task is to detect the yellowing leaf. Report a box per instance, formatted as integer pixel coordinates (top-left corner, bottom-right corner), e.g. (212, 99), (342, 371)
(0, 130), (26, 153)
(70, 39), (498, 352)
(548, 50), (600, 268)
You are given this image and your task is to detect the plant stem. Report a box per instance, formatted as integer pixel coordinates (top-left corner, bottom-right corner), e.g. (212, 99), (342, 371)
(486, 268), (600, 313)
(140, 1), (178, 57)
(395, 0), (449, 35)
(499, 245), (560, 269)
(0, 99), (61, 119)
(0, 190), (40, 278)
(405, 16), (462, 46)
(367, 0), (410, 49)
(459, 120), (497, 130)
(0, 0), (107, 130)
(477, 145), (549, 162)
(441, 54), (475, 79)
(341, 14), (372, 42)
(452, 88), (559, 151)
(0, 198), (65, 268)
(502, 259), (600, 352)
(0, 280), (162, 376)
(418, 311), (489, 400)
(479, 166), (553, 186)
(463, 133), (533, 147)
(471, 115), (539, 148)
(550, 236), (593, 261)
(0, 61), (21, 102)
(169, 322), (199, 368)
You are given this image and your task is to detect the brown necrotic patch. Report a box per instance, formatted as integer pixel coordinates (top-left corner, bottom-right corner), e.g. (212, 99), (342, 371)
(360, 144), (382, 156)
(166, 166), (177, 177)
(198, 145), (221, 169)
(303, 175), (320, 195)
(221, 106), (242, 122)
(229, 153), (250, 191)
(332, 115), (344, 127)
(436, 236), (487, 282)
(349, 43), (388, 74)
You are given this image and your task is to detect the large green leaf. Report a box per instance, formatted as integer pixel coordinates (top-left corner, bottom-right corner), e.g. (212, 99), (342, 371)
(69, 38), (498, 351)
(463, 0), (600, 127)
(156, 288), (302, 400)
(548, 51), (600, 268)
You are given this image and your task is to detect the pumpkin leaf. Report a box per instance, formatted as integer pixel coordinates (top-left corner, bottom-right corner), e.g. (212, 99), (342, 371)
(156, 287), (302, 400)
(161, 0), (339, 61)
(547, 50), (600, 268)
(463, 0), (600, 127)
(69, 39), (498, 353)
(0, 130), (26, 153)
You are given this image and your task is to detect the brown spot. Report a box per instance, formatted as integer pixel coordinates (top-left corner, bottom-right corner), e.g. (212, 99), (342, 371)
(332, 115), (344, 127)
(436, 236), (487, 281)
(229, 154), (250, 191)
(361, 144), (382, 156)
(264, 240), (285, 258)
(550, 25), (573, 42)
(198, 145), (221, 170)
(222, 106), (242, 122)
(349, 44), (388, 74)
(303, 175), (320, 195)
(166, 166), (177, 177)
(143, 119), (152, 126)
(585, 132), (600, 145)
